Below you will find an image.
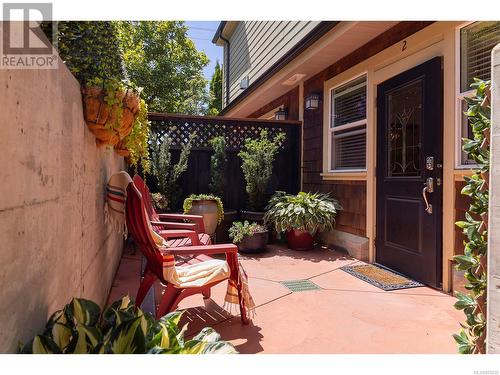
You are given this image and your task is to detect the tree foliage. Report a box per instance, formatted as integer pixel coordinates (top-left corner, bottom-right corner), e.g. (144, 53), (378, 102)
(208, 60), (223, 115)
(116, 21), (210, 114)
(453, 79), (490, 354)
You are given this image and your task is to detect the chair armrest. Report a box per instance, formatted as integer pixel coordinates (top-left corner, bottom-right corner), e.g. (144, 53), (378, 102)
(158, 213), (206, 233)
(159, 230), (200, 246)
(161, 244), (238, 256)
(151, 221), (198, 231)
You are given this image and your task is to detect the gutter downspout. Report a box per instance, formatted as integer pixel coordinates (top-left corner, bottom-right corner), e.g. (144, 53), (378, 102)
(219, 34), (230, 107)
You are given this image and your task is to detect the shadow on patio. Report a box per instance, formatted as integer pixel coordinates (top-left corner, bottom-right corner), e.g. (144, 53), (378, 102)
(108, 242), (462, 354)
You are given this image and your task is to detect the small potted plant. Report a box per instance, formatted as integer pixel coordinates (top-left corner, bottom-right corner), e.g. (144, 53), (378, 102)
(264, 191), (342, 251)
(183, 194), (224, 235)
(239, 129), (285, 222)
(229, 221), (268, 253)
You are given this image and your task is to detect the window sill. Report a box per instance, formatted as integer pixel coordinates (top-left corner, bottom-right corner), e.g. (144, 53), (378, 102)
(321, 171), (367, 181)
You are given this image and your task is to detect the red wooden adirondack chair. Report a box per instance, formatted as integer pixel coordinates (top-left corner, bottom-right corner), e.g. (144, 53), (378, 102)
(132, 174), (211, 246)
(125, 182), (250, 323)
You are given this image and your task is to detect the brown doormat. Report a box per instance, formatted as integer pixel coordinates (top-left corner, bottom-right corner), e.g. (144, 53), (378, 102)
(340, 263), (424, 291)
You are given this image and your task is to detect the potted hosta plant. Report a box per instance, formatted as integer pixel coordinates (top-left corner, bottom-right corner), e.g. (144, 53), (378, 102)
(19, 296), (236, 354)
(229, 221), (268, 253)
(183, 194), (224, 235)
(264, 191), (342, 251)
(239, 129), (285, 222)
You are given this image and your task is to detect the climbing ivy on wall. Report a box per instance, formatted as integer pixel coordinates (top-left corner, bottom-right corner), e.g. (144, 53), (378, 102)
(453, 79), (490, 354)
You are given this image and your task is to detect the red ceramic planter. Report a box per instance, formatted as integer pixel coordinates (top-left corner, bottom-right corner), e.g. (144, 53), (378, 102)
(286, 229), (315, 251)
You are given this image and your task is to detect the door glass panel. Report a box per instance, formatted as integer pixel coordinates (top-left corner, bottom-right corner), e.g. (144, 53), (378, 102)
(387, 79), (422, 177)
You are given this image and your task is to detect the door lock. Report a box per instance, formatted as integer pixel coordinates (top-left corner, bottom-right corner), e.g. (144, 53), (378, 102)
(422, 177), (434, 214)
(426, 156), (434, 171)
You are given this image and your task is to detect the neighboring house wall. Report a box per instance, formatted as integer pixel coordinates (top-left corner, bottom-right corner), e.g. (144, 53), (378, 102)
(224, 21), (320, 105)
(487, 43), (500, 353)
(0, 54), (125, 352)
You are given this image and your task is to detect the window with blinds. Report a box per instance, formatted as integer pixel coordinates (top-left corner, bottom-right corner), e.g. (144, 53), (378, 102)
(460, 21), (500, 93)
(457, 21), (500, 167)
(330, 75), (367, 171)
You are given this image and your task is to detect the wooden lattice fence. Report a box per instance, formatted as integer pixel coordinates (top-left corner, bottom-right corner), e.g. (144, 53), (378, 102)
(147, 113), (302, 211)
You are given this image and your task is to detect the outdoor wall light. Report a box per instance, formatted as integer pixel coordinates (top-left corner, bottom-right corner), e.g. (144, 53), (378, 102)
(274, 107), (288, 121)
(305, 93), (321, 110)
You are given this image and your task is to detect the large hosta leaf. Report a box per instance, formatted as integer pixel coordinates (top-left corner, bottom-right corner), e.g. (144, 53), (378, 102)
(108, 316), (146, 354)
(51, 323), (72, 352)
(32, 335), (62, 354)
(70, 298), (101, 326)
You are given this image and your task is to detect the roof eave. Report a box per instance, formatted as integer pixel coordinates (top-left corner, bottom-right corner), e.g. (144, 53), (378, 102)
(212, 21), (228, 45)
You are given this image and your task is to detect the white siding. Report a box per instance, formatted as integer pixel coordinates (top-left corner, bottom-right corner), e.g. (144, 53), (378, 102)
(223, 21), (321, 105)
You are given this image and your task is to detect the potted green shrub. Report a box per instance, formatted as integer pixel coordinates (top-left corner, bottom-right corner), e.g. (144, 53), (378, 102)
(264, 191), (342, 251)
(238, 129), (286, 222)
(229, 221), (268, 253)
(209, 136), (238, 242)
(183, 194), (224, 235)
(150, 130), (197, 211)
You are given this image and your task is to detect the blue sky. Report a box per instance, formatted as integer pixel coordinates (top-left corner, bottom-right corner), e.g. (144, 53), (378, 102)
(185, 21), (223, 82)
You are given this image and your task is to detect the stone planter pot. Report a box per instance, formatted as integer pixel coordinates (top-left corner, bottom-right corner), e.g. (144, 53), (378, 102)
(237, 230), (269, 253)
(240, 210), (265, 223)
(187, 199), (219, 235)
(81, 86), (140, 147)
(215, 209), (238, 244)
(286, 229), (316, 251)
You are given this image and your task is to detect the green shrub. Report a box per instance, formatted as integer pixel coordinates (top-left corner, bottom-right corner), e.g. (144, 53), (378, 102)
(42, 22), (150, 172)
(264, 191), (341, 235)
(208, 136), (227, 199)
(229, 221), (267, 244)
(19, 296), (236, 354)
(42, 21), (126, 85)
(150, 130), (197, 210)
(238, 129), (285, 211)
(453, 79), (490, 354)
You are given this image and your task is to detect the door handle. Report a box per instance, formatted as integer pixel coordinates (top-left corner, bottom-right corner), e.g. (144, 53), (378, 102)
(422, 177), (434, 214)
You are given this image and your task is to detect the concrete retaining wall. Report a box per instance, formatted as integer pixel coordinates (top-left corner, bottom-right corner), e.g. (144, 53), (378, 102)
(487, 44), (500, 353)
(0, 49), (125, 351)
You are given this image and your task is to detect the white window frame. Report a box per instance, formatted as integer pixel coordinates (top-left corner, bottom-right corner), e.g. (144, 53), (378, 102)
(328, 72), (368, 173)
(454, 21), (494, 169)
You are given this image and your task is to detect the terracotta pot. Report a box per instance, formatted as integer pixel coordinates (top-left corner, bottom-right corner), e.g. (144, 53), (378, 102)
(237, 230), (268, 253)
(286, 229), (316, 251)
(81, 86), (140, 147)
(215, 209), (238, 244)
(188, 199), (219, 235)
(114, 140), (130, 157)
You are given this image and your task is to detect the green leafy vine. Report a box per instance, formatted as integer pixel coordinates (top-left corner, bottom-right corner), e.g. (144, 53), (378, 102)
(453, 79), (490, 354)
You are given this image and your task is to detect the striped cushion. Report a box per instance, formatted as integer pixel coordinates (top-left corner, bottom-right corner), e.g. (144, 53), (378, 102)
(163, 233), (212, 247)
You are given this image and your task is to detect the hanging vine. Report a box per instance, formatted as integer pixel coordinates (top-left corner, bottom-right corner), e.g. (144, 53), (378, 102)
(453, 79), (490, 354)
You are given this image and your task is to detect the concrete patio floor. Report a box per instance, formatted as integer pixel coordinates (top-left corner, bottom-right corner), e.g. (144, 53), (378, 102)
(108, 241), (463, 354)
